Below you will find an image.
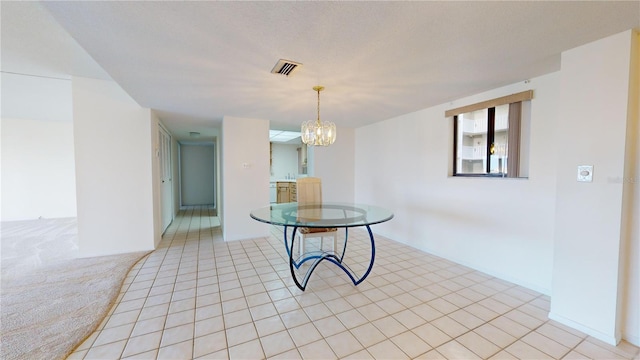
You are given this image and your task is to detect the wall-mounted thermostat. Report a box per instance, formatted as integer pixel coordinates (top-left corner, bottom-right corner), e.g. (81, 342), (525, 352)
(577, 165), (593, 182)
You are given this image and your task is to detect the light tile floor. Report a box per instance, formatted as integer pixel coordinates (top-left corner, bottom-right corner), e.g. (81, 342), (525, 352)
(69, 207), (639, 359)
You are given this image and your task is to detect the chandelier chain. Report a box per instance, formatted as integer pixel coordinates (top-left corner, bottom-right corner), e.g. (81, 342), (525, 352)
(317, 88), (321, 124)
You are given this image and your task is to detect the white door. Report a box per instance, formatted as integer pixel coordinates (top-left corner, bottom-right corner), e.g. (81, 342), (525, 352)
(159, 126), (173, 232)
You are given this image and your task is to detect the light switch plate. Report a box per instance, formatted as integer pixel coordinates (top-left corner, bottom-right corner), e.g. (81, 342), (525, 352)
(577, 165), (593, 182)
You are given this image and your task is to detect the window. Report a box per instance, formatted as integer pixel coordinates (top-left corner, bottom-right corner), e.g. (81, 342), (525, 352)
(447, 91), (533, 178)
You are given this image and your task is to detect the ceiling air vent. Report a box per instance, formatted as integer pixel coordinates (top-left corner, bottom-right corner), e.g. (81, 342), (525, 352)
(271, 59), (302, 76)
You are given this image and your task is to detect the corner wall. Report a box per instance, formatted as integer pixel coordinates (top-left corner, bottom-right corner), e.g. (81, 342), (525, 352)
(73, 76), (157, 256)
(355, 29), (638, 346)
(550, 30), (636, 345)
(221, 116), (270, 241)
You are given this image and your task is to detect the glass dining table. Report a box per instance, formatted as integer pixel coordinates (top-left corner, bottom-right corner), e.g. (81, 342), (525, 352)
(250, 202), (394, 291)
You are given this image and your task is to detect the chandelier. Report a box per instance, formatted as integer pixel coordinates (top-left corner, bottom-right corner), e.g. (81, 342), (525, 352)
(301, 86), (336, 146)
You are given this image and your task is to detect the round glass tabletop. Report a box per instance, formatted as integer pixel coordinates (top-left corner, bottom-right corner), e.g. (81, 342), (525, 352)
(250, 202), (394, 228)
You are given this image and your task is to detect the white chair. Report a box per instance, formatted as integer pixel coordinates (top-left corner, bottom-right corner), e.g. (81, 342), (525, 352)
(296, 177), (337, 256)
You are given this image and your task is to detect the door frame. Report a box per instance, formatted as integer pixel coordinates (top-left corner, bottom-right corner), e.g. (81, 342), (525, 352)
(159, 124), (173, 233)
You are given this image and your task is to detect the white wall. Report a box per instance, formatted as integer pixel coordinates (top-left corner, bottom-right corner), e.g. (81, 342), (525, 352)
(1, 72), (73, 122)
(221, 116), (270, 241)
(355, 29), (639, 346)
(73, 76), (157, 257)
(1, 118), (77, 221)
(180, 144), (215, 206)
(622, 31), (640, 347)
(0, 73), (77, 221)
(356, 75), (558, 294)
(550, 30), (638, 345)
(271, 143), (299, 179)
(311, 126), (356, 203)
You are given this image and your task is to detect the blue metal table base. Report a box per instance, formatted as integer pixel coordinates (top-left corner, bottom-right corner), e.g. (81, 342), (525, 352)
(284, 225), (376, 291)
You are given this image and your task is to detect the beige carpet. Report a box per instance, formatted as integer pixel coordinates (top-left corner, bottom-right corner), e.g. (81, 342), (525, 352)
(1, 218), (149, 360)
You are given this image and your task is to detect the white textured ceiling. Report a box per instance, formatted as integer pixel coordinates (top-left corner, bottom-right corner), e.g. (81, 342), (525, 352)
(2, 1), (639, 141)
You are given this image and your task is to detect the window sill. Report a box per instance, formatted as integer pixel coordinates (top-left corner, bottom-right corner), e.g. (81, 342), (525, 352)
(450, 174), (529, 179)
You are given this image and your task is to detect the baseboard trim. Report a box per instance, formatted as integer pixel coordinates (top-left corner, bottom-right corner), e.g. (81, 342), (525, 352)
(623, 334), (639, 348)
(387, 237), (552, 296)
(548, 312), (621, 345)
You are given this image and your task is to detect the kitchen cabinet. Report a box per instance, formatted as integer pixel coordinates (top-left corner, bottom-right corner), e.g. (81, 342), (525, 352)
(277, 182), (290, 203)
(276, 181), (297, 203)
(290, 182), (297, 202)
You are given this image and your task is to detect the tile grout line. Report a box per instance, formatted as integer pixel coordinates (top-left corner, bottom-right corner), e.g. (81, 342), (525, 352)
(70, 207), (638, 360)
